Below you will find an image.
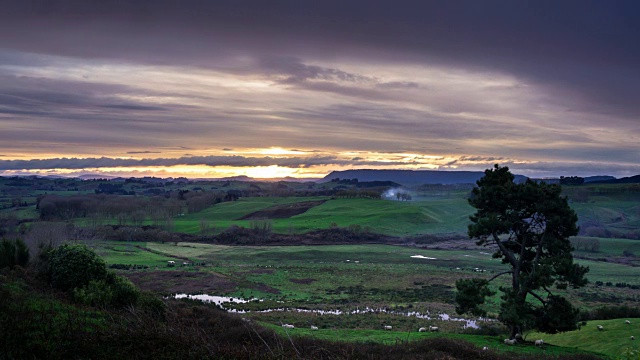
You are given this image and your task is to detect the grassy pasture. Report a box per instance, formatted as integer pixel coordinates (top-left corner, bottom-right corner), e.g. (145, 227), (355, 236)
(94, 242), (173, 268)
(94, 241), (640, 314)
(573, 236), (640, 260)
(528, 318), (640, 358)
(172, 196), (474, 236)
(86, 240), (639, 358)
(264, 324), (603, 358)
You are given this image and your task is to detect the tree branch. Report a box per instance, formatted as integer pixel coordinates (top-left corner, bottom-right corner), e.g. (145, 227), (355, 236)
(542, 285), (554, 297)
(527, 290), (546, 305)
(493, 233), (517, 267)
(487, 271), (513, 282)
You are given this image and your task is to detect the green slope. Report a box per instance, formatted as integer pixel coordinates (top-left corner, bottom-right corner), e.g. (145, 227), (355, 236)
(529, 318), (640, 358)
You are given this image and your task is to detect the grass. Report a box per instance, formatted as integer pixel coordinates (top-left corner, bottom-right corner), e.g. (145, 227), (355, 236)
(172, 196), (474, 236)
(92, 241), (182, 268)
(94, 241), (640, 320)
(263, 323), (603, 357)
(573, 237), (640, 258)
(528, 318), (640, 358)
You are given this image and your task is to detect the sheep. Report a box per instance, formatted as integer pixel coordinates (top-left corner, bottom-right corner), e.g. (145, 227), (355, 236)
(597, 325), (604, 331)
(535, 339), (544, 346)
(429, 326), (439, 332)
(504, 339), (516, 345)
(282, 324), (295, 329)
(310, 325), (318, 330)
(626, 320), (631, 324)
(384, 325), (392, 330)
(482, 346), (489, 351)
(418, 327), (427, 332)
(632, 336), (635, 340)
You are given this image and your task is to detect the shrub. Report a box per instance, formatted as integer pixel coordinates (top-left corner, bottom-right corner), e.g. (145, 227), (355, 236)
(49, 243), (107, 291)
(73, 279), (114, 307)
(108, 272), (140, 308)
(73, 272), (140, 309)
(0, 238), (30, 269)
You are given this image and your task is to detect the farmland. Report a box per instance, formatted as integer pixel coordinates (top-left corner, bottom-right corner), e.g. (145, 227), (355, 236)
(2, 176), (640, 358)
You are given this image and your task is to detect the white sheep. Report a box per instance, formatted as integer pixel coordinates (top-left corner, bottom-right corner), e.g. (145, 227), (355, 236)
(535, 339), (544, 346)
(310, 325), (318, 330)
(626, 320), (631, 324)
(282, 324), (295, 329)
(482, 346), (489, 351)
(418, 327), (426, 332)
(597, 325), (604, 331)
(429, 326), (439, 332)
(384, 325), (392, 330)
(504, 339), (516, 345)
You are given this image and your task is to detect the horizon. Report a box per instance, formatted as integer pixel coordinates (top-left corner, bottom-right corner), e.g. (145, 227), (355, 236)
(0, 168), (628, 182)
(1, 1), (639, 179)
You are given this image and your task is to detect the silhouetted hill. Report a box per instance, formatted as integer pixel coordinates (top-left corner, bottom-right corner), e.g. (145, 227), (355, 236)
(590, 174), (640, 184)
(323, 169), (528, 185)
(584, 176), (616, 183)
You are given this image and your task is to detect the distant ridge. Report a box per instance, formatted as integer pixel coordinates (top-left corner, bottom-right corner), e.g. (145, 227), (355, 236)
(589, 174), (640, 184)
(584, 175), (616, 183)
(323, 169), (528, 185)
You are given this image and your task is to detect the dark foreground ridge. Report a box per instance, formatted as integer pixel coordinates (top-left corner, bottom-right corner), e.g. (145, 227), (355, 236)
(1, 268), (602, 360)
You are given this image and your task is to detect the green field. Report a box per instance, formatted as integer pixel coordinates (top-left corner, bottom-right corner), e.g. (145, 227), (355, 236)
(94, 239), (640, 357)
(92, 240), (640, 322)
(171, 196), (474, 236)
(264, 324), (604, 358)
(529, 318), (640, 358)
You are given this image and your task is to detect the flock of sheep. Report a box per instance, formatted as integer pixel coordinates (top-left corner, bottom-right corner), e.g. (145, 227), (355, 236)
(282, 324), (440, 332)
(597, 320), (635, 341)
(499, 319), (636, 348)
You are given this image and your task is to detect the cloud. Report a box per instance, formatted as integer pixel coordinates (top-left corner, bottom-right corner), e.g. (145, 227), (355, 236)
(0, 1), (638, 177)
(0, 155), (412, 171)
(259, 56), (371, 85)
(126, 151), (161, 154)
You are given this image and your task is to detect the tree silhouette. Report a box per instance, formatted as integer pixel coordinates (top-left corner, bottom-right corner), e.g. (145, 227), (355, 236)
(455, 165), (588, 338)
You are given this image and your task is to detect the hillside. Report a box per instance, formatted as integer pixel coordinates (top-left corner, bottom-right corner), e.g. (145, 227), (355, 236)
(590, 174), (640, 184)
(528, 318), (639, 358)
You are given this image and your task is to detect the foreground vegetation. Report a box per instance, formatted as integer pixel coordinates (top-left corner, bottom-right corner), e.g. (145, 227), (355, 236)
(1, 262), (602, 359)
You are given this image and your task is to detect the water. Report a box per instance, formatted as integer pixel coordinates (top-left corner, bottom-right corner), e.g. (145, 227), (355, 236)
(174, 294), (259, 305)
(410, 255), (437, 260)
(173, 294), (483, 328)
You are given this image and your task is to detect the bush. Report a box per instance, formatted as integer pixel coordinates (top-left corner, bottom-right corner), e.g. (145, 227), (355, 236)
(49, 243), (108, 291)
(73, 272), (140, 309)
(0, 238), (29, 269)
(73, 279), (114, 307)
(108, 272), (140, 308)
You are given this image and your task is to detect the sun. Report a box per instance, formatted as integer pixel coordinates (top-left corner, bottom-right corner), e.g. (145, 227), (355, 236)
(242, 165), (298, 179)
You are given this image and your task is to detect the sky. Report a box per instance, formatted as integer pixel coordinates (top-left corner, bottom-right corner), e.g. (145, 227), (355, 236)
(0, 0), (639, 179)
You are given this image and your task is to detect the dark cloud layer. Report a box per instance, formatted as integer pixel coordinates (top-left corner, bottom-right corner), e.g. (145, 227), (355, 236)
(0, 155), (410, 171)
(2, 0), (638, 118)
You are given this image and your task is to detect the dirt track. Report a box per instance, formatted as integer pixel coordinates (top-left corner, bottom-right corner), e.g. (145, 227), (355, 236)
(237, 200), (327, 220)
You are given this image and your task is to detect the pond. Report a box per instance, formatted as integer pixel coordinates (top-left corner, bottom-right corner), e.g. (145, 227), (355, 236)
(174, 294), (259, 305)
(173, 294), (483, 328)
